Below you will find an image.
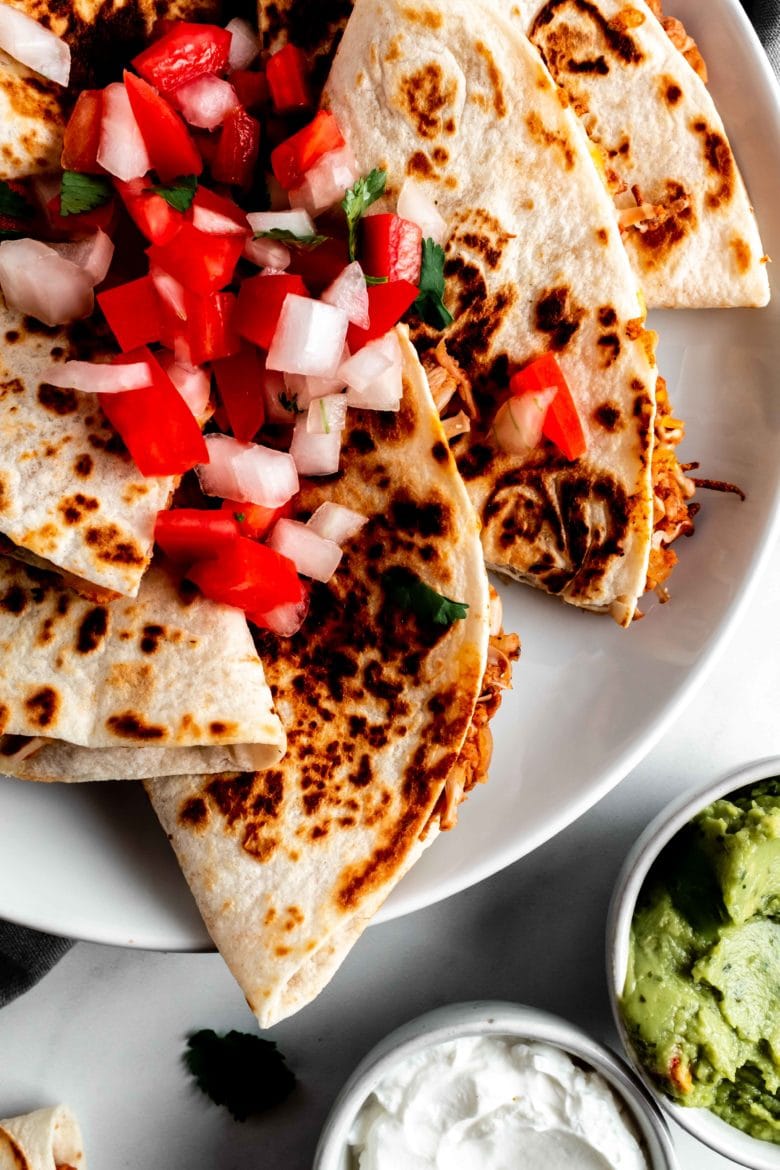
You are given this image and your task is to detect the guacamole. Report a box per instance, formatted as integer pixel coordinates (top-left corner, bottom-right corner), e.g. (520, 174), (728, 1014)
(621, 778), (780, 1143)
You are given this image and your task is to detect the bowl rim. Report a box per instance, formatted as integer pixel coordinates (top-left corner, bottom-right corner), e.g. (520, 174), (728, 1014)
(313, 999), (678, 1170)
(606, 754), (780, 1170)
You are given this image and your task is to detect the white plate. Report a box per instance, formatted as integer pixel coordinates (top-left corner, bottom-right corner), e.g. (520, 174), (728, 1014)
(1, 0), (779, 950)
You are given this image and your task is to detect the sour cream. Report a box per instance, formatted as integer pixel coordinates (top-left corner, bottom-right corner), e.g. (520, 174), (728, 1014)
(348, 1036), (648, 1170)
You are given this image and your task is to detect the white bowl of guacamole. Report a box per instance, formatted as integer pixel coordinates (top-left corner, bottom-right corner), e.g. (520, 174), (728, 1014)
(607, 755), (780, 1170)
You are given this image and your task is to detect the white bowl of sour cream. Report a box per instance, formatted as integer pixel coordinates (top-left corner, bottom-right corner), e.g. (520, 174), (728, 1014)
(313, 1000), (677, 1170)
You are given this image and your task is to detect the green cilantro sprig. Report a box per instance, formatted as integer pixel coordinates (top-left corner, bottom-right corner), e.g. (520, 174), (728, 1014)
(383, 566), (468, 626)
(414, 238), (454, 329)
(254, 227), (329, 249)
(59, 171), (113, 217)
(151, 174), (198, 212)
(342, 168), (386, 260)
(183, 1030), (296, 1122)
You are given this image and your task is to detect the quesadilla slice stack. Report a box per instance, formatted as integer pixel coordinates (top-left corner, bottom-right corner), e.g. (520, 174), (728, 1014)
(147, 329), (513, 1027)
(0, 1105), (84, 1170)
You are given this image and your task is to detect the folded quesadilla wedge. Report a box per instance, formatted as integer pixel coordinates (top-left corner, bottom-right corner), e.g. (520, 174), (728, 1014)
(0, 555), (285, 780)
(325, 0), (693, 624)
(146, 328), (507, 1028)
(0, 1105), (84, 1170)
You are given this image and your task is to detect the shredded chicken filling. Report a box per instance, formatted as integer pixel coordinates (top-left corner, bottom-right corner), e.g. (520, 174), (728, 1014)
(646, 0), (708, 81)
(646, 376), (697, 600)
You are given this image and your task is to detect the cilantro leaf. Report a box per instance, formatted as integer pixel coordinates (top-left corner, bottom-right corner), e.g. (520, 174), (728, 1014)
(383, 566), (469, 626)
(413, 238), (454, 330)
(0, 180), (33, 222)
(183, 1029), (296, 1122)
(342, 168), (386, 260)
(254, 228), (329, 250)
(59, 171), (113, 217)
(151, 174), (198, 212)
(233, 512), (247, 523)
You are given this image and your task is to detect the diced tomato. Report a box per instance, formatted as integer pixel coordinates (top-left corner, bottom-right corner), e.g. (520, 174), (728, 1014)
(99, 346), (208, 477)
(132, 23), (232, 96)
(188, 536), (303, 614)
(286, 234), (350, 294)
(114, 177), (183, 245)
(211, 106), (261, 188)
(61, 90), (104, 173)
(266, 44), (311, 113)
(123, 71), (202, 183)
(231, 69), (268, 111)
(147, 222), (244, 296)
(271, 110), (345, 191)
(155, 508), (239, 562)
(510, 353), (587, 461)
(97, 276), (162, 351)
(45, 193), (118, 240)
(184, 290), (241, 365)
(220, 498), (286, 539)
(362, 213), (422, 284)
(347, 279), (419, 351)
(234, 272), (309, 350)
(190, 185), (249, 234)
(213, 345), (265, 442)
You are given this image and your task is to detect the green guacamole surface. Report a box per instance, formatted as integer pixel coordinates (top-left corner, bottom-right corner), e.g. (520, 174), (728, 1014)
(621, 779), (780, 1143)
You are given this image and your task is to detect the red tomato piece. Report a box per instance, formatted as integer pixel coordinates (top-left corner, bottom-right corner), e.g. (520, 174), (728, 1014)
(61, 90), (104, 173)
(510, 354), (586, 461)
(123, 71), (202, 183)
(270, 110), (345, 190)
(132, 23), (232, 96)
(266, 44), (311, 113)
(184, 290), (241, 365)
(155, 508), (239, 562)
(220, 498), (286, 539)
(97, 276), (162, 351)
(213, 345), (266, 442)
(347, 280), (419, 351)
(99, 347), (208, 477)
(44, 192), (118, 240)
(286, 234), (349, 295)
(114, 177), (183, 245)
(211, 106), (261, 188)
(234, 272), (309, 351)
(231, 70), (268, 111)
(147, 222), (244, 296)
(188, 536), (303, 613)
(190, 185), (249, 234)
(362, 213), (422, 284)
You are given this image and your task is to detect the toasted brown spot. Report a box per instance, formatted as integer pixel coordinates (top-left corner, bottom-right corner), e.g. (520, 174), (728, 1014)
(396, 63), (458, 140)
(400, 4), (442, 28)
(85, 525), (144, 567)
(140, 623), (165, 654)
(59, 493), (99, 526)
(209, 720), (239, 738)
(525, 111), (575, 170)
(0, 585), (27, 615)
(243, 827), (278, 862)
(596, 228), (609, 245)
(598, 306), (617, 327)
(179, 797), (209, 830)
(691, 121), (735, 210)
(76, 606), (108, 653)
(598, 333), (621, 365)
(594, 402), (623, 431)
(407, 150), (434, 178)
(730, 236), (752, 274)
(24, 686), (59, 729)
(106, 712), (166, 740)
(531, 0), (645, 71)
(37, 383), (78, 415)
(474, 40), (507, 118)
(663, 78), (682, 106)
(431, 441), (448, 463)
(534, 287), (584, 350)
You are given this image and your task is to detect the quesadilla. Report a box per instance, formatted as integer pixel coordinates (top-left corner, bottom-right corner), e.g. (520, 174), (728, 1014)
(147, 328), (515, 1028)
(324, 0), (692, 624)
(0, 554), (285, 780)
(0, 1105), (84, 1170)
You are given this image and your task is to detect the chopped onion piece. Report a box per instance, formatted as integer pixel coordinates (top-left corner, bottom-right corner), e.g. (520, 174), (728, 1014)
(246, 209), (317, 237)
(97, 83), (150, 181)
(289, 144), (360, 216)
(150, 265), (187, 321)
(290, 415), (341, 476)
(157, 350), (211, 418)
(226, 17), (259, 70)
(267, 295), (349, 379)
(493, 388), (558, 456)
(256, 593), (310, 638)
(0, 5), (70, 85)
(49, 230), (114, 287)
(338, 333), (397, 393)
(191, 204), (249, 236)
(307, 502), (368, 545)
(262, 368), (299, 424)
(172, 75), (239, 130)
(306, 393), (348, 435)
(197, 434), (299, 507)
(322, 261), (370, 329)
(0, 239), (93, 326)
(243, 236), (291, 270)
(42, 360), (151, 394)
(269, 518), (342, 582)
(397, 179), (448, 245)
(284, 359), (346, 409)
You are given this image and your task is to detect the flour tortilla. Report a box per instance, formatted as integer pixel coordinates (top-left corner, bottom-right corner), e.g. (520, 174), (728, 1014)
(0, 556), (285, 780)
(0, 1106), (85, 1170)
(147, 329), (491, 1027)
(325, 0), (659, 624)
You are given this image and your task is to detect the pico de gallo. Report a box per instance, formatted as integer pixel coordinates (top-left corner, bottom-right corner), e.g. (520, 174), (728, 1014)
(0, 12), (588, 635)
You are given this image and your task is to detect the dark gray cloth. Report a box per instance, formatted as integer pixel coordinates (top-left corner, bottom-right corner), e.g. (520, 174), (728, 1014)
(743, 0), (780, 74)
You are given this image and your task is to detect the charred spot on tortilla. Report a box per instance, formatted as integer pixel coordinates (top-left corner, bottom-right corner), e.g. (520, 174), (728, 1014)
(0, 584), (27, 614)
(661, 76), (683, 106)
(179, 797), (209, 831)
(534, 287), (584, 350)
(37, 383), (77, 416)
(449, 208), (515, 271)
(400, 4), (443, 28)
(594, 402), (623, 431)
(242, 827), (278, 863)
(59, 493), (99, 526)
(106, 712), (166, 741)
(396, 63), (458, 140)
(207, 774), (258, 826)
(24, 685), (59, 729)
(691, 120), (735, 210)
(730, 237), (752, 274)
(473, 41), (507, 118)
(75, 605), (108, 653)
(431, 441), (449, 463)
(73, 453), (94, 478)
(138, 623), (166, 654)
(629, 180), (697, 267)
(85, 524), (144, 566)
(525, 111), (576, 170)
(597, 333), (621, 366)
(531, 0), (645, 68)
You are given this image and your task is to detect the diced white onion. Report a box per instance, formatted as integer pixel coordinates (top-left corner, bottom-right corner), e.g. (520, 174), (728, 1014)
(322, 261), (370, 329)
(341, 332), (403, 411)
(0, 238), (93, 326)
(284, 360), (346, 410)
(256, 593), (310, 637)
(226, 17), (260, 70)
(289, 144), (360, 216)
(49, 230), (114, 287)
(31, 173), (61, 212)
(191, 203), (248, 236)
(246, 209), (316, 237)
(197, 433), (299, 507)
(97, 83), (151, 181)
(157, 350), (211, 418)
(0, 5), (70, 85)
(397, 178), (448, 245)
(42, 360), (151, 394)
(243, 236), (291, 270)
(150, 265), (187, 321)
(493, 388), (558, 456)
(307, 502), (368, 545)
(306, 393), (348, 435)
(172, 75), (239, 130)
(262, 368), (298, 424)
(290, 415), (341, 476)
(269, 518), (342, 582)
(267, 294), (349, 379)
